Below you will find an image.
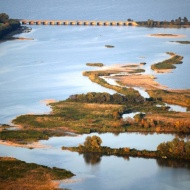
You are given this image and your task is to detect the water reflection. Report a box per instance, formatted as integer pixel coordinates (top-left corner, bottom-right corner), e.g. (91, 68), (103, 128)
(83, 153), (102, 165)
(82, 153), (130, 165)
(157, 158), (190, 169)
(80, 151), (190, 169)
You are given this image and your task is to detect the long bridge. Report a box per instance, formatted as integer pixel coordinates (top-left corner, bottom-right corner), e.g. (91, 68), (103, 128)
(21, 20), (138, 26)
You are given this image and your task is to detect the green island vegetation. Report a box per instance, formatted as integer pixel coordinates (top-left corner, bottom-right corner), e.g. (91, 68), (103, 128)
(171, 41), (190, 44)
(0, 13), (21, 39)
(147, 89), (190, 108)
(0, 157), (74, 190)
(151, 52), (183, 71)
(62, 135), (190, 161)
(0, 89), (189, 145)
(86, 63), (104, 67)
(136, 16), (190, 28)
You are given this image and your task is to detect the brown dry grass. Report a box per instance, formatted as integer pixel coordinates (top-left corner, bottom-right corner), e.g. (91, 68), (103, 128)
(113, 74), (167, 90)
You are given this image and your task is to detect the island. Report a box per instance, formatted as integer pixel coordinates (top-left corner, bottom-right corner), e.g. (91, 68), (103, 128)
(62, 135), (190, 161)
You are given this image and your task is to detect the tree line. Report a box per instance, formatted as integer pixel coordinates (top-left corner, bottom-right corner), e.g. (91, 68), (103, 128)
(67, 92), (145, 105)
(137, 17), (189, 27)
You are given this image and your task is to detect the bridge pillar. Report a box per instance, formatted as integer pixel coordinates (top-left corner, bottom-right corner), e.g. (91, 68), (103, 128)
(63, 21), (69, 25)
(36, 21), (41, 25)
(90, 22), (96, 25)
(70, 21), (76, 25)
(110, 22), (116, 26)
(22, 21), (27, 25)
(104, 22), (110, 26)
(97, 22), (103, 26)
(117, 22), (123, 26)
(84, 22), (89, 25)
(43, 21), (48, 25)
(29, 21), (34, 25)
(77, 21), (83, 25)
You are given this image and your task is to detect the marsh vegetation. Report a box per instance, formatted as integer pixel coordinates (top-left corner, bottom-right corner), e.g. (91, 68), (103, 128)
(151, 52), (183, 71)
(0, 157), (74, 190)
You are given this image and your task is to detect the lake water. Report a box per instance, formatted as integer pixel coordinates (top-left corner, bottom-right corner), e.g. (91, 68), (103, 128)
(0, 0), (190, 189)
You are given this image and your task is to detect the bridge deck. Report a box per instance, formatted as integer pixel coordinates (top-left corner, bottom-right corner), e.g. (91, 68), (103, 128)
(21, 20), (138, 26)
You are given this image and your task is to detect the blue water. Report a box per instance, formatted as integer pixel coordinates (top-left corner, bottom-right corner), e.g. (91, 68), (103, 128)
(0, 1), (190, 190)
(1, 0), (190, 21)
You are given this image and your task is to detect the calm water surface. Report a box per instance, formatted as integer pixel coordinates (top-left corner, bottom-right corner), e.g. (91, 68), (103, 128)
(0, 1), (190, 190)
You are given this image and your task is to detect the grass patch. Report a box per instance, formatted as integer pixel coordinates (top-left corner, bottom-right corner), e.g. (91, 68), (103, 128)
(151, 52), (183, 71)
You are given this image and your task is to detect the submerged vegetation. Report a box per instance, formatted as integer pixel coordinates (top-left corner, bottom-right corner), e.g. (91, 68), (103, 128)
(62, 136), (190, 161)
(170, 41), (190, 44)
(151, 52), (183, 71)
(0, 157), (74, 190)
(105, 45), (114, 48)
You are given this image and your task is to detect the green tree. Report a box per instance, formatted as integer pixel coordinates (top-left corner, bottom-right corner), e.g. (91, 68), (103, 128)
(183, 17), (188, 24)
(0, 13), (9, 23)
(83, 135), (102, 150)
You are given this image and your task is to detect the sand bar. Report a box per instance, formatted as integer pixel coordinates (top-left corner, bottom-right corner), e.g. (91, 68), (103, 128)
(148, 33), (186, 38)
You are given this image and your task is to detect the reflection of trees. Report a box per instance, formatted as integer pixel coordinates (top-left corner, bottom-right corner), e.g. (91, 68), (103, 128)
(83, 153), (101, 165)
(156, 158), (190, 169)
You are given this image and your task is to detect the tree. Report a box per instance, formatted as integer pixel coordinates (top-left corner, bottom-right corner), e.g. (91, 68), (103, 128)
(83, 135), (102, 150)
(183, 17), (188, 24)
(0, 13), (9, 23)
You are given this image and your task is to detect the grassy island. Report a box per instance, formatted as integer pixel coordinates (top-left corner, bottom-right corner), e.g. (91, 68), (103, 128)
(151, 52), (183, 72)
(0, 157), (74, 190)
(62, 135), (190, 161)
(0, 90), (189, 145)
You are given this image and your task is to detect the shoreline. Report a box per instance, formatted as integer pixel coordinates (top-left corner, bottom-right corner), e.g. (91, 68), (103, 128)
(0, 140), (48, 149)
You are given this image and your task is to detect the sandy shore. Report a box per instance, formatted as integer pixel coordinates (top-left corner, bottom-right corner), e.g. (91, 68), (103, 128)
(0, 140), (48, 149)
(112, 73), (168, 90)
(40, 99), (57, 105)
